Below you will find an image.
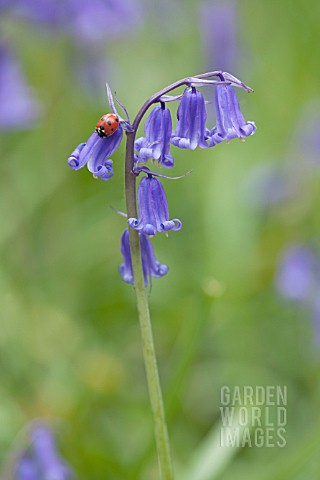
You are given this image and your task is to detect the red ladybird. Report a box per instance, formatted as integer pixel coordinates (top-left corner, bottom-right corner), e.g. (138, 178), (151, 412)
(95, 113), (120, 138)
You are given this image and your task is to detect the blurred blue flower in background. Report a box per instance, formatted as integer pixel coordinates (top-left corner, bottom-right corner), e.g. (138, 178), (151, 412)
(200, 0), (239, 72)
(8, 423), (74, 480)
(1, 0), (141, 41)
(0, 42), (40, 130)
(276, 244), (320, 346)
(289, 98), (320, 170)
(242, 162), (297, 210)
(0, 0), (142, 130)
(276, 245), (316, 302)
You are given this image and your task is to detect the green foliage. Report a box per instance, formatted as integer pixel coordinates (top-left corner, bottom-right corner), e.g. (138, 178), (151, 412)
(1, 0), (320, 478)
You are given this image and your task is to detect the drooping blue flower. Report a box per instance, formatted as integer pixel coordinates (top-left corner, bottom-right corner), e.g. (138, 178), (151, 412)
(171, 87), (208, 150)
(68, 127), (123, 180)
(0, 42), (40, 130)
(119, 229), (169, 286)
(135, 105), (174, 168)
(206, 84), (256, 146)
(128, 175), (182, 236)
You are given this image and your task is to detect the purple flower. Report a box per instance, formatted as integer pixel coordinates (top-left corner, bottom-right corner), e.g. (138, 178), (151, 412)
(12, 424), (73, 480)
(207, 84), (256, 146)
(135, 105), (174, 168)
(276, 245), (315, 301)
(2, 0), (141, 40)
(69, 0), (141, 43)
(119, 229), (169, 286)
(171, 87), (208, 150)
(30, 425), (72, 480)
(68, 127), (123, 180)
(128, 175), (182, 236)
(200, 1), (239, 73)
(15, 456), (39, 480)
(0, 42), (40, 130)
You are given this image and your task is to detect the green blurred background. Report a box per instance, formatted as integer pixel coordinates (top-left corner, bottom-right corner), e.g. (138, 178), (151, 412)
(1, 0), (320, 478)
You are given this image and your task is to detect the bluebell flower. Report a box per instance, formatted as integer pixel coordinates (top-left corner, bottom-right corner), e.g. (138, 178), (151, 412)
(128, 175), (182, 236)
(171, 87), (208, 150)
(68, 127), (123, 180)
(0, 42), (40, 130)
(135, 105), (174, 168)
(13, 424), (73, 480)
(207, 84), (256, 146)
(119, 229), (169, 286)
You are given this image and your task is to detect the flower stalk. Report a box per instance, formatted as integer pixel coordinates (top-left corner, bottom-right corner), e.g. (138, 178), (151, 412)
(125, 131), (174, 480)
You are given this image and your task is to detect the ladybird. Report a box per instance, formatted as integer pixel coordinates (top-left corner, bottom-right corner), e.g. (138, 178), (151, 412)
(95, 113), (120, 138)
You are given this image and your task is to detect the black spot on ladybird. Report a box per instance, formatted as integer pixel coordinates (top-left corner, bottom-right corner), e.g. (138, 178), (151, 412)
(107, 120), (112, 125)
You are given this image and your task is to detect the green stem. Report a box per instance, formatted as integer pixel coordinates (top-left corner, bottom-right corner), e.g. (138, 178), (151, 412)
(125, 132), (174, 480)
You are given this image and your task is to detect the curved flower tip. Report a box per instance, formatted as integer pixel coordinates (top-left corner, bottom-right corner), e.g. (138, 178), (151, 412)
(67, 126), (122, 180)
(135, 105), (174, 168)
(207, 84), (256, 146)
(127, 175), (182, 236)
(68, 143), (86, 170)
(119, 229), (169, 286)
(171, 87), (208, 150)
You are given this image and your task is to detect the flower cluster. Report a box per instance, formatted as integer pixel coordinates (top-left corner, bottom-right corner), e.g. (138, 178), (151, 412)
(68, 73), (256, 286)
(9, 423), (73, 480)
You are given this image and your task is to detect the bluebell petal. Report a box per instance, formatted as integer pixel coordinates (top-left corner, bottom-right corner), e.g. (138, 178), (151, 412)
(119, 229), (169, 286)
(140, 234), (169, 280)
(171, 87), (208, 150)
(68, 142), (86, 170)
(89, 159), (114, 180)
(207, 84), (256, 145)
(128, 176), (182, 236)
(67, 126), (122, 179)
(119, 229), (134, 284)
(135, 106), (174, 168)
